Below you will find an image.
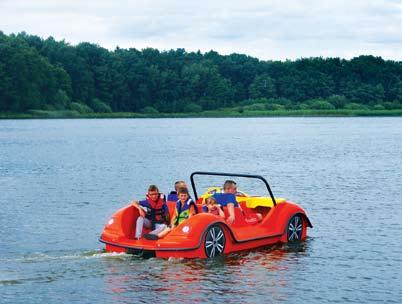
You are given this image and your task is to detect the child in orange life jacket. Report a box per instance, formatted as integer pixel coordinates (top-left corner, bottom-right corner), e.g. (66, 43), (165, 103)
(131, 185), (169, 240)
(203, 196), (225, 218)
(147, 187), (197, 240)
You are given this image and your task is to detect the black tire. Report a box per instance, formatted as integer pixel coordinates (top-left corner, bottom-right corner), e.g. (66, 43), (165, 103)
(204, 225), (226, 258)
(287, 215), (304, 243)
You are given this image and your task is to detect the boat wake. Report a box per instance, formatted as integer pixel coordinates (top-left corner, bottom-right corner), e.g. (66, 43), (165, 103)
(0, 249), (130, 264)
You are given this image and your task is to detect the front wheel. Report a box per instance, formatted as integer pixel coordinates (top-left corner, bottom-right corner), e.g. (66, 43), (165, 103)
(287, 215), (304, 243)
(204, 225), (226, 258)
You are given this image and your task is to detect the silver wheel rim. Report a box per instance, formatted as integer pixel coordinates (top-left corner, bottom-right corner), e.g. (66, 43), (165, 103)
(205, 226), (225, 257)
(288, 215), (303, 242)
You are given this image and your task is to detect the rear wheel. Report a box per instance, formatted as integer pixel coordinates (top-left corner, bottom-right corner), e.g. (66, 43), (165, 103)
(287, 215), (304, 242)
(204, 225), (226, 258)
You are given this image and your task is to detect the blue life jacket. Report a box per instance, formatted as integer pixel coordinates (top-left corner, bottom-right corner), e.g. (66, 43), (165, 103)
(167, 191), (178, 202)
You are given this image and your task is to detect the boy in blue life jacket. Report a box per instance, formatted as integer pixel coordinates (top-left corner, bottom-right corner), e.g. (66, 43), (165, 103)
(131, 185), (169, 240)
(147, 187), (198, 240)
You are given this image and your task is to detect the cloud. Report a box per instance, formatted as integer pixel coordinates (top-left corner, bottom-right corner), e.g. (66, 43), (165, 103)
(1, 0), (402, 60)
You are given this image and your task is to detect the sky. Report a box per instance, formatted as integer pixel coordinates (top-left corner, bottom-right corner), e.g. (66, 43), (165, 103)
(1, 0), (402, 61)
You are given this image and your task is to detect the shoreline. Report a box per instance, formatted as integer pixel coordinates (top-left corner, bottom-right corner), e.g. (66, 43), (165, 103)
(1, 109), (402, 119)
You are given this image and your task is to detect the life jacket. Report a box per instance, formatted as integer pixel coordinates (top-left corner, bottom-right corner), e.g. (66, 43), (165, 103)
(175, 198), (198, 226)
(167, 191), (178, 202)
(143, 193), (168, 228)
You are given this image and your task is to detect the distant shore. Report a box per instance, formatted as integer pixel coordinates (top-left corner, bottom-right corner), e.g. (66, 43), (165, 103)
(2, 109), (402, 119)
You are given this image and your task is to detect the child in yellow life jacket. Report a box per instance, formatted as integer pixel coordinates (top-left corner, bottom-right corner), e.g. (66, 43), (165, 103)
(145, 187), (197, 240)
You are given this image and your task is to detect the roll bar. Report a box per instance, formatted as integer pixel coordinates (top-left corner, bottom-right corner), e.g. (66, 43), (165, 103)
(190, 171), (277, 206)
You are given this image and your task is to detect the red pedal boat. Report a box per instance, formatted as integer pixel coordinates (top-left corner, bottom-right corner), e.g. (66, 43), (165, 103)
(99, 172), (312, 258)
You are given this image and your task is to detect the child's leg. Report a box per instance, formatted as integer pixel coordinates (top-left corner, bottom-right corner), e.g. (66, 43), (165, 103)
(157, 227), (171, 238)
(135, 217), (152, 239)
(135, 216), (144, 239)
(150, 223), (167, 235)
(144, 223), (169, 240)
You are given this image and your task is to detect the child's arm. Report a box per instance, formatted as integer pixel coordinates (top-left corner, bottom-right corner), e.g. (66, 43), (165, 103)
(163, 204), (170, 224)
(188, 204), (196, 218)
(217, 207), (225, 218)
(170, 210), (177, 227)
(131, 200), (146, 217)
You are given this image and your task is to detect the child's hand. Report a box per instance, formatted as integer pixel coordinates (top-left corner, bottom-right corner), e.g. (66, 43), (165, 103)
(226, 215), (235, 225)
(138, 206), (148, 217)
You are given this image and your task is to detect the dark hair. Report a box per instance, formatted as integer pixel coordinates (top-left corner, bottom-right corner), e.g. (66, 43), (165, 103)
(148, 185), (159, 192)
(223, 180), (236, 190)
(177, 187), (189, 195)
(174, 180), (186, 191)
(205, 196), (217, 205)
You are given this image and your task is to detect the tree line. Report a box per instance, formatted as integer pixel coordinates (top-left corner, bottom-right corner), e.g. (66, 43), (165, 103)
(1, 31), (402, 114)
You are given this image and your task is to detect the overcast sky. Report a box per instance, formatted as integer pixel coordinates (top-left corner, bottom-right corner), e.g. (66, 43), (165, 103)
(1, 0), (401, 60)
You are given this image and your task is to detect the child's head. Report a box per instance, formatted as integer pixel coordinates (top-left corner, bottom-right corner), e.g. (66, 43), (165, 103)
(178, 187), (189, 202)
(223, 180), (237, 194)
(174, 180), (187, 192)
(205, 196), (217, 206)
(147, 185), (160, 200)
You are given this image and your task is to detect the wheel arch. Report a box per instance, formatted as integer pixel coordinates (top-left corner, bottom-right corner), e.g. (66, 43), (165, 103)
(283, 212), (313, 233)
(202, 222), (235, 257)
(298, 212), (313, 228)
(201, 221), (236, 244)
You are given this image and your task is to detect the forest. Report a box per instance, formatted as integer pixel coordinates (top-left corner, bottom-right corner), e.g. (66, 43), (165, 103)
(1, 31), (402, 116)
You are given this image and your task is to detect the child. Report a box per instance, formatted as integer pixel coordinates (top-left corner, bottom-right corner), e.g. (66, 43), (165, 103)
(146, 187), (197, 240)
(203, 196), (225, 218)
(167, 180), (187, 201)
(131, 185), (169, 240)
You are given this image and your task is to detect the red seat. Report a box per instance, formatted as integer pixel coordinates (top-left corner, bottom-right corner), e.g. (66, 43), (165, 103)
(222, 206), (259, 226)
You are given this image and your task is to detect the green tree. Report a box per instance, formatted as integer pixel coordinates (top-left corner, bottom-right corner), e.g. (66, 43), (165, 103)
(53, 89), (71, 110)
(327, 95), (348, 109)
(249, 74), (276, 99)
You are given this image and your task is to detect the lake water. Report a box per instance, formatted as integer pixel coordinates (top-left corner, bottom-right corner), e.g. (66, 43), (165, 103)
(1, 117), (401, 303)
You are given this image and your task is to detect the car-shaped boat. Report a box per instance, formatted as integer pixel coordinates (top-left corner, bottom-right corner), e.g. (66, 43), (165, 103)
(99, 172), (312, 258)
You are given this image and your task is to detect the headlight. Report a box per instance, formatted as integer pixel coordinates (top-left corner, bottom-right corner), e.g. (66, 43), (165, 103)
(107, 218), (114, 226)
(182, 225), (190, 233)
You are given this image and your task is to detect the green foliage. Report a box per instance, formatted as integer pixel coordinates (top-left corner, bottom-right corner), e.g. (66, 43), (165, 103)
(27, 109), (80, 118)
(183, 103), (202, 113)
(89, 98), (112, 113)
(343, 83), (385, 104)
(70, 102), (94, 113)
(388, 81), (402, 101)
(344, 103), (369, 110)
(372, 104), (385, 110)
(327, 95), (348, 109)
(140, 106), (159, 114)
(1, 32), (402, 115)
(304, 99), (336, 110)
(383, 100), (402, 110)
(244, 103), (266, 111)
(53, 89), (71, 110)
(266, 103), (285, 111)
(249, 74), (276, 99)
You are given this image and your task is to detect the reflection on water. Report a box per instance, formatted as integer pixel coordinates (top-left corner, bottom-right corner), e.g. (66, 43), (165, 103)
(102, 243), (309, 303)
